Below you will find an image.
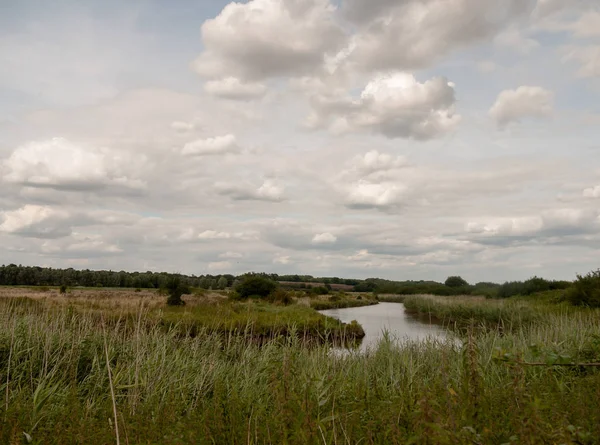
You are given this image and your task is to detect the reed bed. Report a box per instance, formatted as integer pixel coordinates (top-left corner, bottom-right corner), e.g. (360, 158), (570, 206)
(1, 294), (599, 444)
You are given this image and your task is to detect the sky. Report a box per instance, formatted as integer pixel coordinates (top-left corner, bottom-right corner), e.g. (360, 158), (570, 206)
(1, 0), (599, 283)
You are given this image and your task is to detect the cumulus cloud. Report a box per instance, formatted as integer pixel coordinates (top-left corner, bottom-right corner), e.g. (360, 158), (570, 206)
(208, 261), (232, 271)
(570, 10), (600, 38)
(198, 230), (232, 240)
(171, 121), (195, 132)
(347, 150), (408, 177)
(465, 208), (600, 245)
(562, 45), (600, 78)
(219, 251), (244, 259)
(180, 134), (240, 156)
(340, 0), (531, 72)
(193, 0), (345, 81)
(583, 185), (600, 198)
(198, 230), (259, 241)
(204, 77), (267, 100)
(345, 181), (408, 210)
(0, 205), (72, 238)
(312, 232), (337, 244)
(494, 28), (540, 54)
(2, 137), (146, 192)
(309, 73), (460, 140)
(217, 179), (285, 202)
(489, 86), (554, 128)
(273, 255), (291, 264)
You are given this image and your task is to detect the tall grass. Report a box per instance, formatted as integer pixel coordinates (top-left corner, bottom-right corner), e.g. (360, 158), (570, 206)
(1, 295), (599, 444)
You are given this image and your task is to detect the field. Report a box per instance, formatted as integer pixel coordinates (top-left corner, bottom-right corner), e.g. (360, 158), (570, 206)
(1, 287), (600, 444)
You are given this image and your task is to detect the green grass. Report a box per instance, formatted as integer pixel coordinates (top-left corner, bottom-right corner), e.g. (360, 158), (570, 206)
(160, 300), (365, 342)
(309, 296), (378, 310)
(1, 294), (600, 444)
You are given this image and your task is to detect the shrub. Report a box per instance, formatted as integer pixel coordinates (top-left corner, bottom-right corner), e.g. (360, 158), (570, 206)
(217, 276), (228, 290)
(310, 286), (329, 295)
(234, 275), (278, 300)
(59, 285), (67, 294)
(268, 288), (294, 305)
(567, 269), (600, 308)
(165, 277), (190, 306)
(444, 276), (469, 288)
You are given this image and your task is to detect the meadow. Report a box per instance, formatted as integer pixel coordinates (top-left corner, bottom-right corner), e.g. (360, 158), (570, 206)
(1, 286), (600, 444)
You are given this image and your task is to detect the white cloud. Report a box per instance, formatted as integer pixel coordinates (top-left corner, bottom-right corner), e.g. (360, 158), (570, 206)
(309, 73), (460, 140)
(341, 0), (530, 72)
(346, 181), (408, 210)
(193, 0), (345, 81)
(562, 45), (600, 78)
(489, 86), (554, 128)
(312, 232), (337, 244)
(198, 230), (259, 241)
(583, 185), (600, 198)
(494, 28), (540, 54)
(2, 137), (146, 191)
(0, 205), (71, 238)
(181, 134), (240, 156)
(466, 208), (600, 241)
(466, 217), (544, 236)
(171, 121), (195, 132)
(571, 10), (600, 38)
(204, 77), (267, 100)
(477, 60), (498, 73)
(198, 230), (233, 240)
(219, 251), (244, 259)
(273, 255), (291, 264)
(350, 150), (408, 176)
(217, 179), (285, 202)
(208, 261), (232, 271)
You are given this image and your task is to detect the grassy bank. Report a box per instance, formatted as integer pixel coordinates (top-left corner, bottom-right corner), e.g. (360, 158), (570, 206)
(161, 300), (365, 342)
(1, 292), (600, 444)
(309, 294), (378, 310)
(401, 293), (572, 331)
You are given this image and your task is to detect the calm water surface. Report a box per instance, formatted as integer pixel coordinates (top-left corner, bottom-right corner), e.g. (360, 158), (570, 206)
(319, 302), (447, 351)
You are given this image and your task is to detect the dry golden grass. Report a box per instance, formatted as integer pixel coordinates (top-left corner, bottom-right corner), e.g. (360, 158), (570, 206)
(0, 286), (227, 312)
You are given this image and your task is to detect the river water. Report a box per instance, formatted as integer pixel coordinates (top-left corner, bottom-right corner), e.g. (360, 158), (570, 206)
(319, 302), (447, 351)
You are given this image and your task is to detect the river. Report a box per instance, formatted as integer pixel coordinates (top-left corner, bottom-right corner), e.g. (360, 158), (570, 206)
(319, 302), (447, 351)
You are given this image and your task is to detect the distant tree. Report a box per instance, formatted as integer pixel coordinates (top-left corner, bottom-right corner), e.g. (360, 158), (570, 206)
(166, 277), (190, 306)
(234, 275), (278, 299)
(444, 276), (469, 288)
(217, 276), (228, 290)
(199, 277), (211, 290)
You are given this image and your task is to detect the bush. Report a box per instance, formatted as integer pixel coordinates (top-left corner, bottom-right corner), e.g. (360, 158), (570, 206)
(234, 275), (278, 300)
(567, 269), (600, 308)
(445, 276), (469, 288)
(165, 277), (190, 306)
(310, 286), (330, 296)
(59, 285), (67, 294)
(268, 288), (294, 305)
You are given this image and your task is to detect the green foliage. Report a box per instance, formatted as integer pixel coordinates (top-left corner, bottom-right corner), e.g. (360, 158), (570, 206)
(267, 288), (294, 305)
(310, 296), (377, 310)
(1, 294), (600, 444)
(165, 277), (190, 306)
(217, 276), (228, 290)
(567, 269), (600, 307)
(308, 285), (329, 295)
(445, 276), (469, 287)
(234, 275), (278, 300)
(497, 277), (572, 299)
